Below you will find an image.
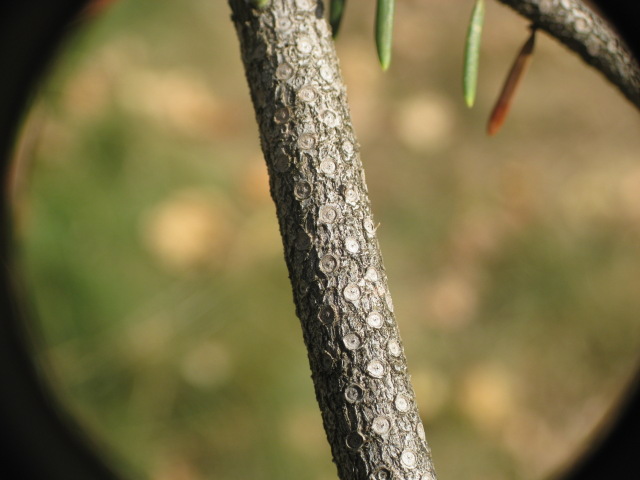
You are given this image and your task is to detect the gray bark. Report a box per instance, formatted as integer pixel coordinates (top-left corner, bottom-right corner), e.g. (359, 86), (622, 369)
(228, 1), (436, 479)
(496, 0), (640, 110)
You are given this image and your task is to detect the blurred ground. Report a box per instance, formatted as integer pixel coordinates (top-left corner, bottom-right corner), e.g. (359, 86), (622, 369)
(10, 1), (640, 479)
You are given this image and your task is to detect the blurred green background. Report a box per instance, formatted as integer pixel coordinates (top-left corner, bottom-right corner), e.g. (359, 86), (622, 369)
(9, 1), (640, 479)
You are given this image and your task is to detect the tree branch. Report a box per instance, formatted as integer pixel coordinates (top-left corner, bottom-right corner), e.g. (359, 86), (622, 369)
(495, 0), (640, 110)
(228, 1), (437, 479)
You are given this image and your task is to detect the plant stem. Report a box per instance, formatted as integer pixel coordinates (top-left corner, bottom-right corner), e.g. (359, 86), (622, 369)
(495, 0), (640, 110)
(227, 1), (437, 478)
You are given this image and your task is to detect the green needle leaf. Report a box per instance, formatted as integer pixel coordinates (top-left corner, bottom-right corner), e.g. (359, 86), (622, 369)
(375, 0), (395, 71)
(463, 0), (485, 108)
(249, 0), (270, 9)
(330, 0), (347, 38)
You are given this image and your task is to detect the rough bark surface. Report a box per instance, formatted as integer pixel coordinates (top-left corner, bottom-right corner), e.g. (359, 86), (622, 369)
(228, 1), (436, 479)
(496, 0), (640, 110)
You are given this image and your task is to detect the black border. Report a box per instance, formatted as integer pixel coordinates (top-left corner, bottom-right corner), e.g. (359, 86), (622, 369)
(0, 1), (637, 479)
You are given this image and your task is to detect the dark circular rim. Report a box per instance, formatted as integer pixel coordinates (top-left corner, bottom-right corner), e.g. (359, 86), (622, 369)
(0, 1), (638, 478)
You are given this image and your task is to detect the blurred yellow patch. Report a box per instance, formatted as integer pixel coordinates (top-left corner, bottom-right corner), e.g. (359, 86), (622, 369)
(141, 189), (234, 272)
(394, 94), (455, 152)
(118, 68), (233, 139)
(457, 364), (516, 435)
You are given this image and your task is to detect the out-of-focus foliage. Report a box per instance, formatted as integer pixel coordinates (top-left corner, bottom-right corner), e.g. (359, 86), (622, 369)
(12, 1), (640, 479)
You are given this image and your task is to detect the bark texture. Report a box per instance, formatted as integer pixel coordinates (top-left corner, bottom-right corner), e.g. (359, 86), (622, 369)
(228, 1), (436, 479)
(496, 0), (640, 110)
